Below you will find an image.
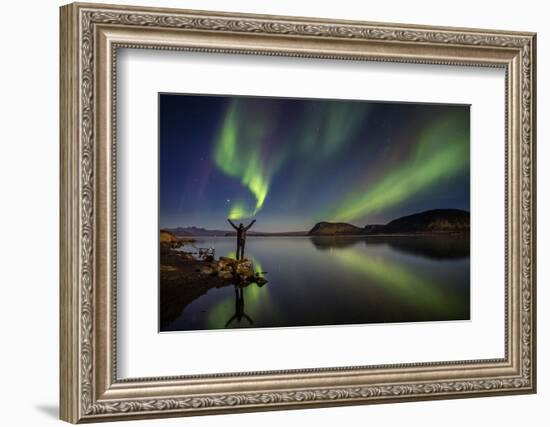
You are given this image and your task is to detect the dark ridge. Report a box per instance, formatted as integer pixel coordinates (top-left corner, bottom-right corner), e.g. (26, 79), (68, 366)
(308, 221), (364, 236)
(308, 209), (469, 236)
(376, 209), (470, 234)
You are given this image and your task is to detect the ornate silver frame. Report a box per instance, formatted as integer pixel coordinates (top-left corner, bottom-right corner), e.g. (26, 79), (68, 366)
(60, 2), (537, 423)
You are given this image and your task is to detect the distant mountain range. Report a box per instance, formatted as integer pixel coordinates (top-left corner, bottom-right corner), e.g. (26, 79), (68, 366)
(166, 226), (228, 237)
(309, 209), (469, 236)
(165, 209), (469, 237)
(165, 226), (307, 237)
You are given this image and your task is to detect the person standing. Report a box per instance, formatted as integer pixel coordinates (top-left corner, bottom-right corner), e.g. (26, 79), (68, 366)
(227, 218), (256, 259)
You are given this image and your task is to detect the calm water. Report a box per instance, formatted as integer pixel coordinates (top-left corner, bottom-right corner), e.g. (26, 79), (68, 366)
(162, 236), (470, 332)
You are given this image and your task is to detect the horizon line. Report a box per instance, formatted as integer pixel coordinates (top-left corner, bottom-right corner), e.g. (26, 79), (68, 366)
(161, 208), (471, 232)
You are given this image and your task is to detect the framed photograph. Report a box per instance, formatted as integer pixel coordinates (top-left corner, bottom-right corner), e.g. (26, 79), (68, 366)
(60, 2), (537, 423)
(158, 94), (472, 332)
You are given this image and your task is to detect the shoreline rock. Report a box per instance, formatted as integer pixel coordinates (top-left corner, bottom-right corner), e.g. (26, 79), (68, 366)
(159, 249), (268, 329)
(200, 256), (266, 285)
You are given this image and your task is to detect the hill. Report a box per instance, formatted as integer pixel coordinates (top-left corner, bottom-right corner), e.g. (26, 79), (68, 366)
(308, 221), (364, 236)
(308, 209), (469, 236)
(370, 209), (470, 234)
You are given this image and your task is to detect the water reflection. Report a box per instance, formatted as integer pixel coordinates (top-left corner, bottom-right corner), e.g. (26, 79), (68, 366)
(161, 236), (470, 331)
(309, 235), (469, 260)
(331, 248), (459, 316)
(309, 236), (364, 250)
(204, 255), (272, 330)
(225, 286), (254, 327)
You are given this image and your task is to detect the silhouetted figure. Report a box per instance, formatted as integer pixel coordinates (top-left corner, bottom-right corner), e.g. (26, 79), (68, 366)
(228, 218), (256, 260)
(224, 286), (253, 328)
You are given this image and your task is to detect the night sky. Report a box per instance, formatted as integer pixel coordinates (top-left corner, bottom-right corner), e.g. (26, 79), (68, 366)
(159, 94), (470, 232)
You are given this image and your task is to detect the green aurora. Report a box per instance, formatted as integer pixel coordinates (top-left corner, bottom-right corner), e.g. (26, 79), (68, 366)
(160, 94), (471, 332)
(213, 101), (283, 219)
(161, 94), (469, 230)
(212, 99), (468, 225)
(329, 113), (469, 222)
(212, 98), (375, 222)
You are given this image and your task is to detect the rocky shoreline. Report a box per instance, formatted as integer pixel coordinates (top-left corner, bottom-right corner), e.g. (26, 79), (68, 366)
(159, 231), (267, 329)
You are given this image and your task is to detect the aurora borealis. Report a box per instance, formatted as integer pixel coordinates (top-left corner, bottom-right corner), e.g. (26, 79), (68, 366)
(160, 94), (469, 231)
(159, 93), (471, 331)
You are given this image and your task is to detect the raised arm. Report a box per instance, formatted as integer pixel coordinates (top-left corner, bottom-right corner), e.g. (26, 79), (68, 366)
(245, 219), (256, 231)
(227, 219), (238, 230)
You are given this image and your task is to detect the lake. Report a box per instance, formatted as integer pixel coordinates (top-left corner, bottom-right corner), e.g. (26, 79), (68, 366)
(161, 235), (470, 332)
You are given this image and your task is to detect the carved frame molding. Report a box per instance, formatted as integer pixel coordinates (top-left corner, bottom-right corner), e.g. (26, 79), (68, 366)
(60, 2), (536, 423)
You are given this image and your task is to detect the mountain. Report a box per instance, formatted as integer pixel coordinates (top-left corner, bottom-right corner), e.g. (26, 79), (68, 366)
(166, 226), (308, 237)
(168, 209), (469, 238)
(308, 209), (469, 236)
(308, 222), (363, 236)
(363, 209), (469, 235)
(227, 231), (308, 236)
(166, 226), (228, 237)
